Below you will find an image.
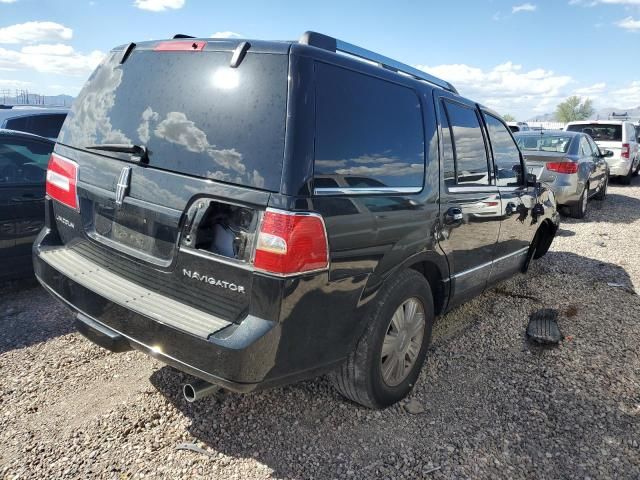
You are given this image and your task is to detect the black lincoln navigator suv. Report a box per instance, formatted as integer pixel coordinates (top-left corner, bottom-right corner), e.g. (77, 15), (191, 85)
(34, 32), (559, 408)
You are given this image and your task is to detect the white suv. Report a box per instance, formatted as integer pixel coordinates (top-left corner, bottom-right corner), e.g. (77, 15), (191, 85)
(566, 120), (639, 184)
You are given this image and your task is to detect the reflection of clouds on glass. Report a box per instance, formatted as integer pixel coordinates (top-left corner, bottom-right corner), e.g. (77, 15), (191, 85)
(336, 163), (423, 177)
(155, 111), (210, 153)
(137, 106), (159, 144)
(451, 125), (485, 165)
(137, 108), (264, 186)
(60, 53), (131, 146)
(316, 159), (347, 169)
(318, 153), (423, 177)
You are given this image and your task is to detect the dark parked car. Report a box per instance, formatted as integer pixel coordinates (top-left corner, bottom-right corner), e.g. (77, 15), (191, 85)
(0, 129), (54, 279)
(33, 32), (559, 408)
(515, 131), (610, 218)
(0, 106), (69, 141)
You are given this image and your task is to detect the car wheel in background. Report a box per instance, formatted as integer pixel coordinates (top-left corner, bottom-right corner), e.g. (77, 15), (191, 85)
(594, 174), (608, 201)
(569, 185), (588, 218)
(633, 159), (639, 177)
(620, 165), (633, 185)
(330, 269), (434, 409)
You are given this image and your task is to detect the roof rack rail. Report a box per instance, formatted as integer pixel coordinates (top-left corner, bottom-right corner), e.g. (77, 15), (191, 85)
(298, 31), (458, 94)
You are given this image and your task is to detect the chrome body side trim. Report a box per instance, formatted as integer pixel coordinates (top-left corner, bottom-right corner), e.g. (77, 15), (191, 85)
(449, 247), (529, 280)
(314, 186), (422, 196)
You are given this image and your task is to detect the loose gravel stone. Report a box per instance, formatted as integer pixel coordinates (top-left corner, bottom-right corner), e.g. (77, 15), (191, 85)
(1, 179), (639, 479)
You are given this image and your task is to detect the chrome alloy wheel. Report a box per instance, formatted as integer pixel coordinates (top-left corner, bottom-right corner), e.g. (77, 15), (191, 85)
(582, 186), (588, 213)
(380, 297), (426, 387)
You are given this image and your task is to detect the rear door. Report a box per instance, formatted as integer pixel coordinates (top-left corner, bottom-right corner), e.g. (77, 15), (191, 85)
(481, 112), (536, 283)
(586, 135), (608, 190)
(50, 41), (290, 323)
(435, 93), (501, 305)
(578, 135), (598, 196)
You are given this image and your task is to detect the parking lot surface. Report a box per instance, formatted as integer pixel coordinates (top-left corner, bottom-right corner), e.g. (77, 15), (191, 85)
(1, 179), (639, 480)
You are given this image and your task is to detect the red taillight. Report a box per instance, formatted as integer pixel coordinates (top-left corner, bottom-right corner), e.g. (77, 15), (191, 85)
(154, 41), (206, 51)
(546, 161), (578, 174)
(254, 209), (329, 275)
(46, 153), (79, 210)
(621, 143), (630, 159)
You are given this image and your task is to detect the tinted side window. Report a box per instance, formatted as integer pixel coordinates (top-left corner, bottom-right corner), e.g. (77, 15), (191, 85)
(579, 137), (593, 156)
(314, 63), (425, 190)
(586, 136), (600, 155)
(483, 113), (523, 187)
(4, 116), (29, 132)
(0, 136), (53, 185)
(443, 101), (489, 185)
(29, 114), (67, 138)
(439, 102), (456, 187)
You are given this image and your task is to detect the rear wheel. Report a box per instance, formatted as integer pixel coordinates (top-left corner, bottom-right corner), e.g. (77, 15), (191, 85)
(330, 269), (434, 409)
(620, 165), (633, 185)
(633, 158), (639, 177)
(568, 185), (588, 218)
(594, 174), (608, 201)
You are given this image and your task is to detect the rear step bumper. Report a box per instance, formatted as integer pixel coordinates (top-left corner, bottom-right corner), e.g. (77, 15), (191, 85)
(33, 243), (296, 393)
(38, 247), (232, 339)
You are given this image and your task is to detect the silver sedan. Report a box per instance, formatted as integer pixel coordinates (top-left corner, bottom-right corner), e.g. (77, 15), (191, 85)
(514, 130), (611, 218)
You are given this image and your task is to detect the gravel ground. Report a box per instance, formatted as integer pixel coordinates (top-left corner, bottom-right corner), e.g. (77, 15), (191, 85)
(1, 178), (639, 480)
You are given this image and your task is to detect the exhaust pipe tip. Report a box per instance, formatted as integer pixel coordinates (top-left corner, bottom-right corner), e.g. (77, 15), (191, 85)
(182, 380), (221, 403)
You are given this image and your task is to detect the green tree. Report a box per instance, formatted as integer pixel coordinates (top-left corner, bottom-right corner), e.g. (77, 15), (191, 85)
(555, 96), (594, 123)
(502, 114), (516, 122)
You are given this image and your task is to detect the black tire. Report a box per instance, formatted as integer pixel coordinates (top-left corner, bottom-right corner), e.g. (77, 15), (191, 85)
(620, 165), (633, 185)
(568, 185), (588, 219)
(594, 174), (608, 201)
(633, 159), (639, 177)
(330, 269), (434, 409)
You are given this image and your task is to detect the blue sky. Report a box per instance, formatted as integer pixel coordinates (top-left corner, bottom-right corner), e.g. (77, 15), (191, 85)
(0, 0), (639, 119)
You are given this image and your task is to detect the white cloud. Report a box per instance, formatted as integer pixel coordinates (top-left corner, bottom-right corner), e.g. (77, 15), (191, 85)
(0, 21), (72, 44)
(416, 62), (573, 117)
(0, 78), (31, 89)
(21, 43), (75, 55)
(512, 3), (537, 13)
(611, 81), (640, 105)
(0, 0), (19, 3)
(210, 31), (243, 39)
(133, 0), (185, 11)
(575, 82), (607, 95)
(617, 16), (640, 30)
(0, 44), (105, 75)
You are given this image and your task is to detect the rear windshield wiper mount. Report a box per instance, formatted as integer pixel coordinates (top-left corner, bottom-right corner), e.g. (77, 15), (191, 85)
(86, 144), (149, 164)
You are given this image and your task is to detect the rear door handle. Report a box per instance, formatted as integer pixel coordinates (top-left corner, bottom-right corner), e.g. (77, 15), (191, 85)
(444, 207), (463, 225)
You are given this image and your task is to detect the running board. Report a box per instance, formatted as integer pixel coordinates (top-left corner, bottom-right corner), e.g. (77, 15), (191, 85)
(39, 248), (232, 339)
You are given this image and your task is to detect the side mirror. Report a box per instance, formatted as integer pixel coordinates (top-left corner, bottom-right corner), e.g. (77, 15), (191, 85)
(601, 149), (614, 158)
(526, 172), (537, 187)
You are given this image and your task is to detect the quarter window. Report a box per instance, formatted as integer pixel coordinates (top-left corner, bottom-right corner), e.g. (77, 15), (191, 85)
(5, 114), (67, 139)
(483, 113), (524, 187)
(441, 100), (490, 186)
(314, 63), (425, 191)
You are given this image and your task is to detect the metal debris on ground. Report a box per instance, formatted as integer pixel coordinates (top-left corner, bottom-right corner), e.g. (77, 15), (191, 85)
(175, 442), (215, 457)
